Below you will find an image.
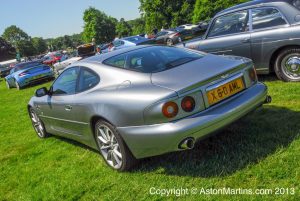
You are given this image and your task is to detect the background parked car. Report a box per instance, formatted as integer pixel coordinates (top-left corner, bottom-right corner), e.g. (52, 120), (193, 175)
(99, 43), (110, 54)
(43, 53), (63, 65)
(177, 24), (198, 30)
(181, 0), (300, 82)
(153, 28), (195, 46)
(77, 43), (96, 57)
(0, 64), (11, 78)
(112, 36), (152, 51)
(5, 61), (54, 90)
(53, 56), (82, 74)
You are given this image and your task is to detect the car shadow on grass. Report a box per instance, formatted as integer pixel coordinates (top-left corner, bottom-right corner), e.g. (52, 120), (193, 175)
(133, 105), (300, 177)
(258, 74), (279, 82)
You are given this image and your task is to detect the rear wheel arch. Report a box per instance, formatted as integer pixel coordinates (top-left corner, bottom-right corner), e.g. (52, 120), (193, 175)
(270, 45), (300, 72)
(90, 115), (113, 135)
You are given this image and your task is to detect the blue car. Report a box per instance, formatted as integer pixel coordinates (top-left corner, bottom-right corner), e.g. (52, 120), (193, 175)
(5, 61), (55, 90)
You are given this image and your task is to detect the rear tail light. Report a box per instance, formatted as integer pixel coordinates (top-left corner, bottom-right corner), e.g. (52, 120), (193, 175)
(174, 33), (180, 37)
(19, 72), (28, 77)
(181, 96), (195, 112)
(162, 101), (179, 118)
(249, 67), (257, 82)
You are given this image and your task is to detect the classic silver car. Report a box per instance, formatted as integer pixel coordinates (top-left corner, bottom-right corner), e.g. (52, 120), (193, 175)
(182, 0), (300, 82)
(28, 46), (270, 171)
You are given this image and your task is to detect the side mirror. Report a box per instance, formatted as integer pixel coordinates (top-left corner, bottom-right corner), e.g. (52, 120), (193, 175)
(35, 87), (48, 97)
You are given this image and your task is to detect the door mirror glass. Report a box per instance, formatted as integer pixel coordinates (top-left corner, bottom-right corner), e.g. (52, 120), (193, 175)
(35, 87), (48, 97)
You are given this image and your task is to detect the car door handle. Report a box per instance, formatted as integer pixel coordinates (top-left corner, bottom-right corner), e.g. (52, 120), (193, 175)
(65, 105), (72, 111)
(241, 38), (251, 43)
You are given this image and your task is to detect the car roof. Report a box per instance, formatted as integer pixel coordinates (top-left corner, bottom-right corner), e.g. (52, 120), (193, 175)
(217, 0), (292, 16)
(14, 60), (41, 67)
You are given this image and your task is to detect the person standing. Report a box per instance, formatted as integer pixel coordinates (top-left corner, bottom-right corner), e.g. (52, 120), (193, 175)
(16, 49), (21, 62)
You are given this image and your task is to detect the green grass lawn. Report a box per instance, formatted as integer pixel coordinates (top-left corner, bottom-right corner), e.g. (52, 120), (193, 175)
(0, 76), (299, 201)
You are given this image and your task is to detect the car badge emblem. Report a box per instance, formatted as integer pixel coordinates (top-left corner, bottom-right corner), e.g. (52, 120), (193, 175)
(221, 74), (229, 79)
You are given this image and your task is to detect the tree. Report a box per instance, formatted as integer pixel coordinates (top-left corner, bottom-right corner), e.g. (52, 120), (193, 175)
(0, 37), (15, 61)
(139, 0), (196, 33)
(116, 18), (132, 38)
(82, 7), (117, 44)
(2, 25), (35, 56)
(128, 17), (146, 35)
(70, 33), (83, 47)
(192, 0), (249, 23)
(32, 37), (47, 54)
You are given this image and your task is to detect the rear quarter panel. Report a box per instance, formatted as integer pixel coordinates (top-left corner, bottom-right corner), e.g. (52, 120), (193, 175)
(70, 62), (176, 127)
(250, 25), (300, 73)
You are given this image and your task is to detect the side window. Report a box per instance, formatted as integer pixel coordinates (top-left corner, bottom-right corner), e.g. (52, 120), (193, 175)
(251, 8), (287, 30)
(51, 67), (79, 95)
(208, 10), (248, 38)
(78, 68), (100, 92)
(104, 54), (126, 68)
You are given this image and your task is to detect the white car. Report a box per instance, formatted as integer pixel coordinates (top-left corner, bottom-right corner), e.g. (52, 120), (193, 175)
(177, 24), (199, 30)
(53, 56), (82, 73)
(112, 36), (150, 51)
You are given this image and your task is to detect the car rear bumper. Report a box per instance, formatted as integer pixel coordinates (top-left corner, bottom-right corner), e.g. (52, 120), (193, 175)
(117, 82), (268, 159)
(18, 72), (55, 87)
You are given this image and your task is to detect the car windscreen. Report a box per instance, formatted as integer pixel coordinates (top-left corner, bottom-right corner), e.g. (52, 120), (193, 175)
(103, 46), (204, 73)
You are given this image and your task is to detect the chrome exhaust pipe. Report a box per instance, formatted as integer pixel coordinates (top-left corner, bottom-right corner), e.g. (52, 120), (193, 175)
(179, 138), (195, 150)
(264, 95), (272, 104)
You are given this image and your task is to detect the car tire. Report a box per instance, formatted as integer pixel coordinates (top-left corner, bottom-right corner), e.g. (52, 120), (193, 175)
(95, 120), (137, 171)
(29, 107), (50, 138)
(6, 80), (11, 89)
(166, 38), (174, 46)
(15, 81), (22, 90)
(274, 48), (300, 82)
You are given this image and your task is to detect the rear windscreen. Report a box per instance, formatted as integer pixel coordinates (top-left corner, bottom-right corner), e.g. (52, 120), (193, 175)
(103, 46), (204, 73)
(14, 62), (41, 72)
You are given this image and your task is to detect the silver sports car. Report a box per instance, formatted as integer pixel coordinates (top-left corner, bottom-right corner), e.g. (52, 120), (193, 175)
(28, 45), (270, 171)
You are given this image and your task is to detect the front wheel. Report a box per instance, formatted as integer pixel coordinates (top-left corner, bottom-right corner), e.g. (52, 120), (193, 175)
(29, 108), (49, 138)
(274, 48), (300, 82)
(15, 81), (22, 90)
(95, 120), (137, 171)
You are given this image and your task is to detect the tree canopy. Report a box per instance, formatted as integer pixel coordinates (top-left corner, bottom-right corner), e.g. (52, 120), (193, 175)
(32, 37), (47, 55)
(2, 25), (35, 57)
(116, 18), (132, 38)
(0, 37), (15, 61)
(82, 7), (117, 44)
(139, 0), (196, 33)
(192, 0), (249, 23)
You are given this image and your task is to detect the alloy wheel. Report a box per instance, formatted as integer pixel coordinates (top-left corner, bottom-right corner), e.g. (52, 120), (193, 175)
(30, 109), (45, 138)
(96, 124), (123, 169)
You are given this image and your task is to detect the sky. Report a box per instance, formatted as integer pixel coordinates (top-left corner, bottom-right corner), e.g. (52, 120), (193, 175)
(0, 0), (141, 39)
